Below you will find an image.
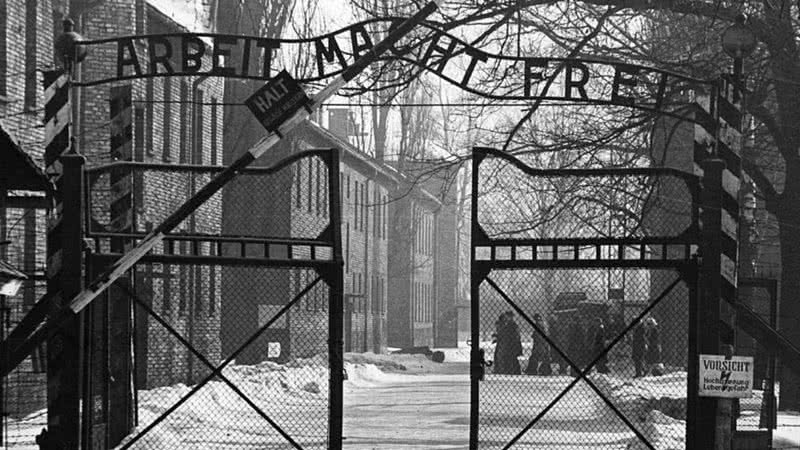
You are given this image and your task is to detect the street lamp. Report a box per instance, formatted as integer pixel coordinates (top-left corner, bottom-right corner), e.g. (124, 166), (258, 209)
(721, 14), (756, 100)
(54, 18), (87, 74)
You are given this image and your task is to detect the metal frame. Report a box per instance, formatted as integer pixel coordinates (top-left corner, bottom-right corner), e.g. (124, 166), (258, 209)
(469, 147), (701, 449)
(82, 149), (344, 449)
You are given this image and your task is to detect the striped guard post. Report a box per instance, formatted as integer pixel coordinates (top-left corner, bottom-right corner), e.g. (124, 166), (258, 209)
(43, 69), (71, 290)
(693, 74), (744, 343)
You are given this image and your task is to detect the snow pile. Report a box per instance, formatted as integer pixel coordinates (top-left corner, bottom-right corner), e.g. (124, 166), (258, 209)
(591, 372), (687, 421)
(438, 346), (472, 363)
(625, 410), (685, 450)
(589, 372), (688, 449)
(223, 353), (331, 397)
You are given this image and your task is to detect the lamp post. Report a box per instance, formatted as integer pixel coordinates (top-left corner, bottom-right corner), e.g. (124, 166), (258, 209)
(721, 14), (756, 101)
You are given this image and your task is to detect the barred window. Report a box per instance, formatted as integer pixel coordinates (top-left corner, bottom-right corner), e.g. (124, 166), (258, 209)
(163, 78), (173, 162)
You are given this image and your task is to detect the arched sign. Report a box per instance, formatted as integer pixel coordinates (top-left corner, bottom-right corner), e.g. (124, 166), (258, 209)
(77, 18), (713, 116)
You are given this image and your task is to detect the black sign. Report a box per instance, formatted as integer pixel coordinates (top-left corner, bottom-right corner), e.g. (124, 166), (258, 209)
(77, 23), (714, 118)
(245, 70), (310, 133)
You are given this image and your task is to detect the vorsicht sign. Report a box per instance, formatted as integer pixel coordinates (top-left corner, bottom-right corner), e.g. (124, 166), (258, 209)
(245, 70), (310, 133)
(699, 354), (754, 398)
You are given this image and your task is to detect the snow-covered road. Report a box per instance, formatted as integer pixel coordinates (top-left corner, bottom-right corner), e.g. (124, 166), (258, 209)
(4, 349), (799, 449)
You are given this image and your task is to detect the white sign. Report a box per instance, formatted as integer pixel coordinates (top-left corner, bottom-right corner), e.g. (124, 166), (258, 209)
(699, 354), (754, 398)
(268, 342), (281, 358)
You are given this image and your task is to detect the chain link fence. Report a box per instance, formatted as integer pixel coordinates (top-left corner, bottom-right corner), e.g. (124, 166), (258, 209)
(101, 263), (331, 449)
(476, 268), (688, 449)
(82, 150), (338, 449)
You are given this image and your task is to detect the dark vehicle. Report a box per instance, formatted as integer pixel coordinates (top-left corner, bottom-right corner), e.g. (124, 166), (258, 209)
(549, 292), (610, 372)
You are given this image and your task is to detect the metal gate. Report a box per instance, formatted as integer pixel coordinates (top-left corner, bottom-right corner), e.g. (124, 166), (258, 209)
(83, 149), (343, 449)
(469, 147), (701, 449)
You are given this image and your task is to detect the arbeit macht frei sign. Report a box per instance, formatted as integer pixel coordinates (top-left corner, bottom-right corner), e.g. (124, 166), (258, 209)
(75, 20), (711, 116)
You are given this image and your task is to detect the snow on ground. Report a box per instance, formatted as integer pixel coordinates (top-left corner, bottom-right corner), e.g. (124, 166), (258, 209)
(4, 350), (799, 449)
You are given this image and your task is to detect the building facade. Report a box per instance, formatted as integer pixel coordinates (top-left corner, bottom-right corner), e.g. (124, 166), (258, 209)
(0, 0), (62, 423)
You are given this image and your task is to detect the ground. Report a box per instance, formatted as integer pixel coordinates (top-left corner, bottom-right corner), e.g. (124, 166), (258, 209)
(3, 348), (799, 449)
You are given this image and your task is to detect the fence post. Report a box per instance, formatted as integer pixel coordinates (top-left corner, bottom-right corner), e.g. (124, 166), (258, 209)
(697, 158), (725, 449)
(41, 67), (84, 450)
(43, 153), (85, 449)
(327, 148), (344, 450)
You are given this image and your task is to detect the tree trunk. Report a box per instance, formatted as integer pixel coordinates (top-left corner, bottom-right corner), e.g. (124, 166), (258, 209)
(778, 162), (800, 410)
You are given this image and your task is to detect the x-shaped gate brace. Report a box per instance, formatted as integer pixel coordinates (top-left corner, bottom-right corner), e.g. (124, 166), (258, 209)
(115, 272), (327, 450)
(482, 274), (683, 450)
(469, 147), (702, 449)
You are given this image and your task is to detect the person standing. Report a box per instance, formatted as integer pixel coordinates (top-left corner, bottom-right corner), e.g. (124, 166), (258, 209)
(492, 313), (508, 374)
(644, 317), (662, 375)
(503, 311), (523, 375)
(631, 320), (647, 378)
(592, 317), (609, 374)
(526, 314), (551, 375)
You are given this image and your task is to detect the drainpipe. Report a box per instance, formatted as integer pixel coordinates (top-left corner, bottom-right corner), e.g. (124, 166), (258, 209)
(363, 178), (369, 352)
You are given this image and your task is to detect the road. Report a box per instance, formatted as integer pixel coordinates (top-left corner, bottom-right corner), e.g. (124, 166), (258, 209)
(341, 360), (648, 450)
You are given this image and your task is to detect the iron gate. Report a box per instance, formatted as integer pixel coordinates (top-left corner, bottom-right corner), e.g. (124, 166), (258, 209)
(469, 147), (701, 449)
(83, 149), (343, 449)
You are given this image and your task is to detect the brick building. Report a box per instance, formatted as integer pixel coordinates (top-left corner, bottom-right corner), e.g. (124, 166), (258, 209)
(71, 0), (225, 388)
(0, 0), (62, 424)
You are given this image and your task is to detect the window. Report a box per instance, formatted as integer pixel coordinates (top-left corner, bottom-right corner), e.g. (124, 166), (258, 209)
(210, 97), (218, 164)
(134, 107), (145, 162)
(145, 80), (155, 156)
(163, 78), (173, 161)
(179, 81), (190, 163)
(295, 162), (302, 209)
(178, 242), (188, 315)
(307, 158), (313, 213)
(383, 195), (388, 238)
(345, 222), (350, 272)
(209, 266), (216, 316)
(360, 182), (366, 231)
(315, 158), (322, 216)
(134, 107), (145, 212)
(24, 0), (38, 110)
(162, 264), (171, 313)
(194, 90), (204, 165)
(374, 187), (380, 236)
(194, 266), (203, 315)
(354, 181), (359, 230)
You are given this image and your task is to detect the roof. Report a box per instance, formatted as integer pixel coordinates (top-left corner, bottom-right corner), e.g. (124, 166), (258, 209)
(296, 121), (442, 208)
(0, 120), (52, 192)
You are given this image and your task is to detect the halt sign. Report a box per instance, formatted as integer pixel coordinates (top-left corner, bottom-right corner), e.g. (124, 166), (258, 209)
(245, 70), (310, 133)
(699, 354), (754, 398)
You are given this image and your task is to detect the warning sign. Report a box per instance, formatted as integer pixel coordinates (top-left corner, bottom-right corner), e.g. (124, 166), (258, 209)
(699, 354), (754, 398)
(245, 70), (310, 133)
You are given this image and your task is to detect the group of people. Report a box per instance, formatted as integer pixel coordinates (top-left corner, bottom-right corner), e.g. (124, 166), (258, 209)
(490, 311), (663, 378)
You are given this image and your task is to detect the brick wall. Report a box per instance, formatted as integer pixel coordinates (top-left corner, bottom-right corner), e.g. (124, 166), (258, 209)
(77, 1), (225, 388)
(1, 0), (58, 420)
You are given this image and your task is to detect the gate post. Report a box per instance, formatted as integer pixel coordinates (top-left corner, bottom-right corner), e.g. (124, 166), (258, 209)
(697, 158), (726, 449)
(43, 152), (86, 449)
(327, 149), (344, 450)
